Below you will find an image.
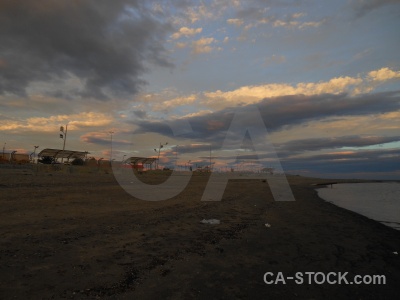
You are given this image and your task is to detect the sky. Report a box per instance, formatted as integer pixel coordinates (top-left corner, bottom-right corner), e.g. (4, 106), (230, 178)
(1, 0), (400, 179)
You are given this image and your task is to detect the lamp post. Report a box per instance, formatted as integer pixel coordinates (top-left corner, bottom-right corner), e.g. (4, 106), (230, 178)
(175, 145), (179, 170)
(209, 144), (212, 173)
(60, 124), (68, 163)
(2, 142), (5, 160)
(109, 131), (114, 165)
(33, 145), (39, 163)
(122, 154), (126, 163)
(154, 142), (168, 170)
(10, 151), (17, 162)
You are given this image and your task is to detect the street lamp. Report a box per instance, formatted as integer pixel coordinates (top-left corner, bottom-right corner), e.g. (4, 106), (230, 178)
(109, 131), (114, 164)
(175, 145), (179, 169)
(10, 151), (17, 162)
(60, 124), (68, 163)
(32, 145), (39, 163)
(2, 142), (5, 160)
(154, 142), (168, 170)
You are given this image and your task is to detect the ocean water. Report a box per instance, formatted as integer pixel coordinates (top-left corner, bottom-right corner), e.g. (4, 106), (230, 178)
(317, 182), (400, 230)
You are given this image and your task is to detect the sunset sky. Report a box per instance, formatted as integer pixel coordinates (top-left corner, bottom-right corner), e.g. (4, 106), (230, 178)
(1, 0), (400, 179)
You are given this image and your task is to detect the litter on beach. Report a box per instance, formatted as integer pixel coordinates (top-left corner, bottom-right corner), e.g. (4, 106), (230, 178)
(200, 219), (220, 225)
(265, 223), (271, 228)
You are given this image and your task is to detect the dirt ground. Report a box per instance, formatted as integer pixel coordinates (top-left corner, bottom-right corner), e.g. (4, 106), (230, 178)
(0, 168), (399, 299)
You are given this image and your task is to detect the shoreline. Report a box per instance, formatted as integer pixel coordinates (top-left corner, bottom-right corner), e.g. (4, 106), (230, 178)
(316, 181), (400, 231)
(1, 171), (399, 299)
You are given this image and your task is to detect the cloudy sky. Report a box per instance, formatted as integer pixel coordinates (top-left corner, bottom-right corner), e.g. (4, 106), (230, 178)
(1, 0), (400, 179)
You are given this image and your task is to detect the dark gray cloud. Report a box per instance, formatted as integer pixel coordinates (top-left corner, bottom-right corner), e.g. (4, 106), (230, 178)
(0, 0), (173, 99)
(130, 91), (400, 177)
(171, 143), (213, 155)
(132, 110), (233, 144)
(211, 147), (399, 177)
(281, 148), (400, 175)
(235, 2), (309, 23)
(254, 0), (308, 7)
(81, 135), (131, 147)
(352, 0), (400, 18)
(133, 110), (148, 119)
(236, 6), (272, 20)
(276, 135), (400, 154)
(258, 92), (400, 130)
(132, 91), (400, 148)
(127, 90), (400, 177)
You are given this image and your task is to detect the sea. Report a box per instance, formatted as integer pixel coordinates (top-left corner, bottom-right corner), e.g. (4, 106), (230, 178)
(317, 182), (400, 230)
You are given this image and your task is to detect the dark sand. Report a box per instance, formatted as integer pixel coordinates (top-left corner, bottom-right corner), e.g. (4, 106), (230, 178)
(0, 168), (399, 299)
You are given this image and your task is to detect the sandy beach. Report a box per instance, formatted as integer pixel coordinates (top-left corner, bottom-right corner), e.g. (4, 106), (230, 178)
(0, 167), (399, 299)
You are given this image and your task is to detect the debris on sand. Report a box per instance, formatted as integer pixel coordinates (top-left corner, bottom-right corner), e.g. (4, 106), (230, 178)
(265, 223), (271, 228)
(200, 219), (220, 225)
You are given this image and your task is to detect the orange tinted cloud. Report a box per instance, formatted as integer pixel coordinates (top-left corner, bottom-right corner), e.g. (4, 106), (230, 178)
(0, 112), (113, 132)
